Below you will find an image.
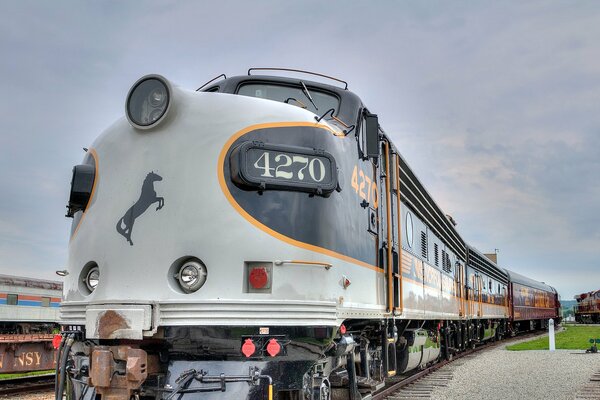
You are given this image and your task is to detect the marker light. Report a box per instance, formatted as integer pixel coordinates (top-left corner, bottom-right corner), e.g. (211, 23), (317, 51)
(52, 334), (63, 349)
(249, 267), (268, 289)
(176, 260), (207, 293)
(241, 338), (256, 358)
(266, 339), (281, 357)
(340, 324), (347, 335)
(85, 266), (100, 292)
(126, 75), (171, 129)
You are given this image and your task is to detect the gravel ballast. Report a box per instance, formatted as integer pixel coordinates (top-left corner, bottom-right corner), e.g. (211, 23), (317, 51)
(431, 344), (600, 400)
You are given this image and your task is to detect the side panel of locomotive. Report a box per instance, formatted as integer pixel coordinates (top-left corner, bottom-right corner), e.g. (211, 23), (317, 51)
(574, 290), (600, 323)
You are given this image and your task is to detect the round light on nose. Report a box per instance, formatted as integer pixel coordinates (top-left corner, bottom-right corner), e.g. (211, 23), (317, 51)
(85, 265), (99, 292)
(126, 75), (171, 129)
(177, 260), (207, 293)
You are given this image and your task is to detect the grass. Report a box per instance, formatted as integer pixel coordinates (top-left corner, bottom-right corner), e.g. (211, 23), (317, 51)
(506, 325), (600, 351)
(0, 369), (55, 380)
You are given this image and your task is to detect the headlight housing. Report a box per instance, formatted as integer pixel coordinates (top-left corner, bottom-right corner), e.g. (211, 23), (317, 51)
(126, 74), (172, 129)
(84, 265), (100, 292)
(176, 260), (207, 293)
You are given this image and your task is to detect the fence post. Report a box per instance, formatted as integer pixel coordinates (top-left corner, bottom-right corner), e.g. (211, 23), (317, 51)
(549, 319), (555, 351)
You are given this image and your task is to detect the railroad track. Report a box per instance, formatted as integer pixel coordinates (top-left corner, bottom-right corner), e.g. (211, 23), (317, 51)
(0, 373), (55, 396)
(372, 330), (548, 400)
(576, 370), (600, 399)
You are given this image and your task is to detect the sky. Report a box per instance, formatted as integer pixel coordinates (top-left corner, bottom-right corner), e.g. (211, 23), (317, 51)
(0, 1), (598, 299)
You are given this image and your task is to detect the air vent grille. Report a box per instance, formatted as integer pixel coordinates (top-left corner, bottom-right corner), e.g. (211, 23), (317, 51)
(434, 243), (439, 266)
(442, 250), (452, 273)
(421, 231), (427, 259)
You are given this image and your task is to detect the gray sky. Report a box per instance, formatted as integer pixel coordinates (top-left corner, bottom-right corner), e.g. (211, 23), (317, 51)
(1, 1), (598, 299)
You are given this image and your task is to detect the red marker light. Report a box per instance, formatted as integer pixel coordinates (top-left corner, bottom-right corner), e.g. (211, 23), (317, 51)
(249, 267), (268, 289)
(266, 338), (281, 357)
(52, 334), (63, 349)
(340, 324), (347, 335)
(241, 338), (256, 358)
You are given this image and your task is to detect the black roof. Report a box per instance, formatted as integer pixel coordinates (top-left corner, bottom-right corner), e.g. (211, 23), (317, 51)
(466, 245), (508, 283)
(504, 269), (556, 293)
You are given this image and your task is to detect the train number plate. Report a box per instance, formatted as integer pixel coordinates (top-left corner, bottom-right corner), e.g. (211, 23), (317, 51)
(230, 141), (338, 196)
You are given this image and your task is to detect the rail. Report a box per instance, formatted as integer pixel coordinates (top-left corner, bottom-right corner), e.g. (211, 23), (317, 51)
(0, 374), (55, 396)
(372, 329), (552, 400)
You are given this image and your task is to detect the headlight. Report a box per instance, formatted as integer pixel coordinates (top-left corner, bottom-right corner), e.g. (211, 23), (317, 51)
(176, 260), (207, 293)
(126, 75), (171, 129)
(85, 265), (100, 292)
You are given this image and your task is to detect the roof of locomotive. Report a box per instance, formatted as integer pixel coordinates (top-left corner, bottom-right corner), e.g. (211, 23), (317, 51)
(574, 290), (600, 301)
(504, 269), (556, 293)
(0, 274), (63, 291)
(200, 73), (364, 126)
(466, 245), (508, 283)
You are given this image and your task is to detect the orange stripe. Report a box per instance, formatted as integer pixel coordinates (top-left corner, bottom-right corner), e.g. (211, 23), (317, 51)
(71, 148), (99, 241)
(17, 295), (42, 301)
(217, 122), (383, 273)
(396, 154), (404, 313)
(0, 294), (6, 299)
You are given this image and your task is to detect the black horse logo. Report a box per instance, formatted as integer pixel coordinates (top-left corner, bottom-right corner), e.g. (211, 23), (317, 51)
(116, 171), (164, 245)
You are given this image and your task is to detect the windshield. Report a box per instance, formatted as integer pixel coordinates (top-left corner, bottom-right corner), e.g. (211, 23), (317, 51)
(237, 83), (340, 115)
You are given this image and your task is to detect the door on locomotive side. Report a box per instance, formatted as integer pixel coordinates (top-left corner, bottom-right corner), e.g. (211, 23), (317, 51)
(380, 137), (402, 313)
(354, 111), (388, 305)
(455, 261), (466, 318)
(356, 112), (403, 314)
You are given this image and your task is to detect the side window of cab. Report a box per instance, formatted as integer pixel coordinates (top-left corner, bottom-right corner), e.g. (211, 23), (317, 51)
(357, 112), (368, 160)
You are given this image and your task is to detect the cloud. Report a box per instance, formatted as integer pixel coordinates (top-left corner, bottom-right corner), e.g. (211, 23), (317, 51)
(1, 1), (599, 298)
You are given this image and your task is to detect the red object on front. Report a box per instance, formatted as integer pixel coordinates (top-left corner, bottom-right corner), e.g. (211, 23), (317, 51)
(52, 334), (62, 349)
(249, 267), (268, 289)
(340, 324), (347, 335)
(266, 338), (281, 357)
(241, 338), (256, 358)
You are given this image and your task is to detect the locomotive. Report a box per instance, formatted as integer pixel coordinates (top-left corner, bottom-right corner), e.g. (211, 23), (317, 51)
(575, 290), (600, 323)
(58, 69), (560, 400)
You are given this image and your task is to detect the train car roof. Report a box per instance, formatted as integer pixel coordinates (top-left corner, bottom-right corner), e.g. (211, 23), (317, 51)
(0, 274), (63, 291)
(504, 269), (556, 293)
(466, 245), (508, 283)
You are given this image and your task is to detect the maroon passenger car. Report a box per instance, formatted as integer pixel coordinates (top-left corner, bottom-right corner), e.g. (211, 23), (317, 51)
(505, 269), (560, 333)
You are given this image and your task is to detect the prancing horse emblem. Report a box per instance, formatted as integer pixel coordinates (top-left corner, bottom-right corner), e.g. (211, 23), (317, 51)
(116, 171), (164, 245)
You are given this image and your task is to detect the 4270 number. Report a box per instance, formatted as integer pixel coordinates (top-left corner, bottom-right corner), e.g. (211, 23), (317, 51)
(351, 165), (378, 208)
(253, 151), (328, 183)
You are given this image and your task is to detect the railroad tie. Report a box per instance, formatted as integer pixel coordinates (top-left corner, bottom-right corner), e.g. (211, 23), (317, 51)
(575, 369), (600, 399)
(385, 369), (453, 400)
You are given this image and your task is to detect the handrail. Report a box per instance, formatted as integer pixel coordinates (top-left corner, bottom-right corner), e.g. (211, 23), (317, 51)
(274, 260), (333, 270)
(247, 68), (348, 90)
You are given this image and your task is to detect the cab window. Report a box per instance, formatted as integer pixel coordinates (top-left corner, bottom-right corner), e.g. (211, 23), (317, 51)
(237, 83), (339, 115)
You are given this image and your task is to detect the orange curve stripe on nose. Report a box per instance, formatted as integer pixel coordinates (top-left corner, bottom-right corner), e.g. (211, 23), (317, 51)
(71, 148), (99, 241)
(217, 121), (383, 274)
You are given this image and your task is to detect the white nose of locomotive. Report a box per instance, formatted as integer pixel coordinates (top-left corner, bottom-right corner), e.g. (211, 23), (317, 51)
(63, 73), (340, 334)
